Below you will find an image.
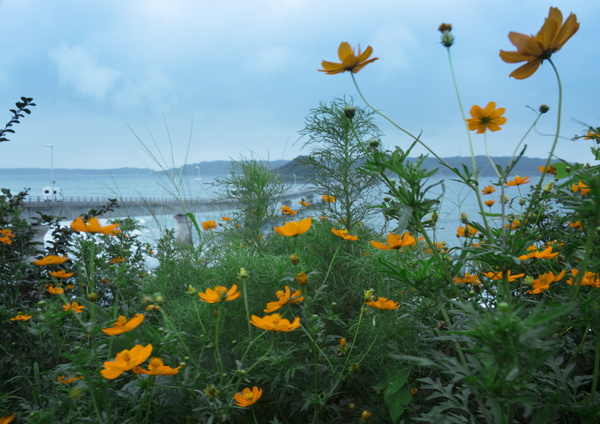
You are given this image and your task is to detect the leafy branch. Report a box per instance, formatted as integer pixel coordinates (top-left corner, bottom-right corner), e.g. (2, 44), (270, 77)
(0, 96), (36, 143)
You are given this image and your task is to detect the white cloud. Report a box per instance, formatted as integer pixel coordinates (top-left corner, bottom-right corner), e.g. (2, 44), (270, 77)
(112, 69), (174, 114)
(48, 42), (121, 99)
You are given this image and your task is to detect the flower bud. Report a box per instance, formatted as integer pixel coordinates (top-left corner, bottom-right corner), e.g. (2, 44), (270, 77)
(87, 293), (98, 302)
(364, 288), (374, 301)
(349, 402), (356, 411)
(441, 32), (454, 47)
(460, 212), (469, 224)
(388, 178), (396, 186)
(203, 384), (219, 398)
(154, 295), (165, 305)
(238, 268), (248, 279)
(543, 182), (553, 193)
(368, 138), (380, 149)
(362, 410), (372, 422)
(142, 295), (153, 303)
(179, 362), (186, 368)
(296, 272), (308, 286)
(411, 387), (418, 396)
(497, 302), (511, 312)
(539, 104), (550, 114)
(518, 198), (526, 206)
(383, 196), (391, 202)
(350, 362), (360, 373)
(344, 105), (356, 119)
(565, 166), (572, 173)
(524, 276), (534, 286)
(290, 254), (299, 266)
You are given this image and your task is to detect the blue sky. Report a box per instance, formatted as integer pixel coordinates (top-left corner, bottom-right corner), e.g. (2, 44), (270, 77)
(0, 0), (598, 170)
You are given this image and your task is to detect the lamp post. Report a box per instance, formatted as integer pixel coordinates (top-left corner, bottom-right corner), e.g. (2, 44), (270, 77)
(46, 144), (54, 202)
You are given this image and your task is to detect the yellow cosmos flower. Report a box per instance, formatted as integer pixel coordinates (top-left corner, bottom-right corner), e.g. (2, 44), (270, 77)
(57, 375), (84, 384)
(202, 220), (217, 231)
(71, 216), (119, 235)
(63, 302), (85, 313)
(0, 228), (15, 245)
(49, 270), (74, 279)
(567, 269), (600, 288)
(466, 102), (507, 134)
(10, 312), (32, 321)
(482, 185), (496, 195)
(331, 228), (358, 241)
(366, 297), (399, 310)
(539, 165), (557, 175)
(518, 246), (558, 260)
(528, 270), (566, 294)
(0, 413), (16, 424)
(250, 313), (301, 332)
(101, 344), (153, 379)
(507, 176), (530, 186)
(264, 286), (303, 313)
(499, 7), (579, 79)
(46, 285), (65, 295)
(234, 386), (262, 407)
(319, 42), (379, 75)
(33, 254), (69, 266)
(569, 221), (583, 230)
(457, 225), (478, 238)
(101, 314), (145, 335)
(198, 285), (241, 303)
(484, 271), (525, 282)
(571, 181), (590, 195)
(274, 217), (312, 237)
(453, 273), (481, 286)
(133, 357), (181, 376)
(370, 231), (416, 250)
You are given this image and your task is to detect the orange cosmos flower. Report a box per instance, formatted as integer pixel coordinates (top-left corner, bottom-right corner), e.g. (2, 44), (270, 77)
(499, 7), (579, 79)
(571, 181), (590, 195)
(539, 165), (557, 175)
(202, 220), (217, 231)
(296, 272), (308, 286)
(71, 216), (119, 235)
(298, 200), (310, 207)
(57, 375), (84, 384)
(234, 386), (262, 407)
(482, 185), (496, 195)
(528, 270), (566, 294)
(10, 312), (32, 321)
(33, 254), (69, 266)
(264, 286), (303, 313)
(319, 42), (378, 75)
(0, 414), (16, 424)
(331, 228), (358, 241)
(63, 302), (85, 313)
(507, 176), (530, 186)
(569, 221), (583, 230)
(198, 285), (241, 303)
(101, 344), (153, 379)
(457, 225), (478, 238)
(566, 269), (600, 288)
(366, 297), (399, 310)
(274, 217), (312, 237)
(250, 313), (301, 332)
(518, 246), (558, 260)
(133, 357), (181, 376)
(370, 231), (416, 250)
(222, 216), (232, 221)
(109, 257), (124, 264)
(322, 195), (336, 203)
(453, 273), (481, 286)
(49, 270), (74, 279)
(101, 314), (145, 335)
(484, 200), (495, 207)
(466, 102), (507, 134)
(0, 229), (15, 245)
(46, 285), (65, 295)
(484, 270), (525, 282)
(584, 131), (599, 140)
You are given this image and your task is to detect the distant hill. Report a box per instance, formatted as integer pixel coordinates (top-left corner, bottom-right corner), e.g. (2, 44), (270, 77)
(159, 160), (290, 177)
(273, 155), (558, 182)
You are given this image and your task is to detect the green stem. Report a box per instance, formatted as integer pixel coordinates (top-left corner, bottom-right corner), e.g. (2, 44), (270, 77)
(242, 278), (251, 337)
(590, 329), (599, 404)
(215, 304), (224, 379)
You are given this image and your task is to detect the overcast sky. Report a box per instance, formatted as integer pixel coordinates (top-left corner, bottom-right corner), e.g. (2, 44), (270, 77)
(0, 0), (598, 170)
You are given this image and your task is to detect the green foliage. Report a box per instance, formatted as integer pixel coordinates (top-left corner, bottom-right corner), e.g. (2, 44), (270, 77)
(0, 97), (36, 143)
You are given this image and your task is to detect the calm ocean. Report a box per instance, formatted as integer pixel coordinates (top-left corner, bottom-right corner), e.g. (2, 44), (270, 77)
(1, 172), (545, 248)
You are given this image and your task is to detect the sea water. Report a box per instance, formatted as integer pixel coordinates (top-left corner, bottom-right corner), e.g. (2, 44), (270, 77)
(1, 171), (545, 249)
